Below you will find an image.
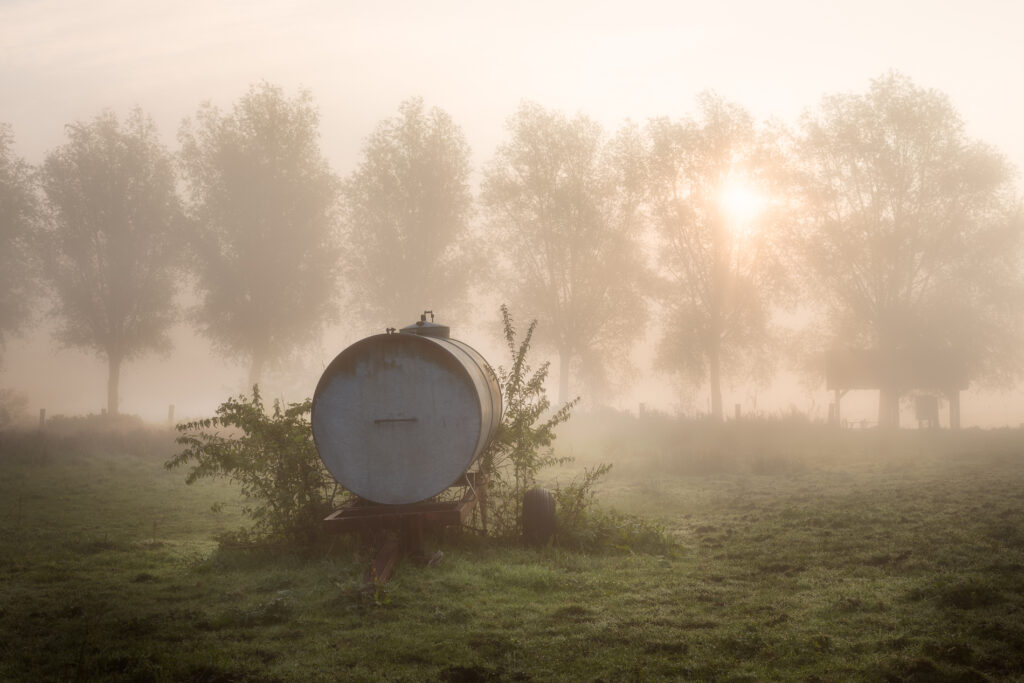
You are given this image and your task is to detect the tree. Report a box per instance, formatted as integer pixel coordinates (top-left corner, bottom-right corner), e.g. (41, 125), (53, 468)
(481, 103), (648, 403)
(179, 83), (341, 387)
(341, 97), (475, 326)
(38, 109), (183, 415)
(645, 94), (789, 420)
(0, 124), (38, 363)
(793, 73), (1024, 427)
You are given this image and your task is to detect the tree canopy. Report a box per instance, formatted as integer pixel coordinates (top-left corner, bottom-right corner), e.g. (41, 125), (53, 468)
(341, 97), (475, 328)
(179, 83), (341, 387)
(646, 94), (790, 419)
(0, 124), (38, 364)
(482, 103), (648, 403)
(794, 72), (1024, 425)
(38, 109), (183, 415)
(6, 73), (1024, 426)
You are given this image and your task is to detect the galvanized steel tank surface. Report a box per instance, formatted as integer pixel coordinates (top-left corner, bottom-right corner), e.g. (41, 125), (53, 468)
(311, 330), (502, 505)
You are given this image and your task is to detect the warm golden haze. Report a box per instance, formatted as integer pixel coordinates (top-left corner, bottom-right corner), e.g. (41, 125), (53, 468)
(1, 1), (1022, 427)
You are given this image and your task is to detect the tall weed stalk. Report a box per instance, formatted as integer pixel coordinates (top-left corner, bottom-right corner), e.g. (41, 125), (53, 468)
(479, 305), (578, 537)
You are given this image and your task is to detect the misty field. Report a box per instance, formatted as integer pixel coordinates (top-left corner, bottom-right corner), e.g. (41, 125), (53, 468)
(2, 420), (1024, 681)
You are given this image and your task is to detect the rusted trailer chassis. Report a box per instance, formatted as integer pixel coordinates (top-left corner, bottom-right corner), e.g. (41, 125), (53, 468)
(323, 472), (488, 585)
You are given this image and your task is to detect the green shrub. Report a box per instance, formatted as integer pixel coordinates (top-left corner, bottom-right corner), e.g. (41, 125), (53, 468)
(478, 305), (576, 537)
(476, 307), (675, 555)
(166, 387), (343, 546)
(555, 504), (676, 555)
(554, 464), (675, 555)
(553, 463), (612, 530)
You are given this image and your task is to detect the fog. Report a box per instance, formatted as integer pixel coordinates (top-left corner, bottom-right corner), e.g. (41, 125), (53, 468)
(2, 0), (1024, 427)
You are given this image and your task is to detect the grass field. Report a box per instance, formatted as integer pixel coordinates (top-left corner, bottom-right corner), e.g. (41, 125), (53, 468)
(2, 416), (1023, 681)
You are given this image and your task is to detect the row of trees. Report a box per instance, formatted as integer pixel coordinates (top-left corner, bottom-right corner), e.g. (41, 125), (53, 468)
(1, 86), (341, 415)
(1, 74), (1021, 423)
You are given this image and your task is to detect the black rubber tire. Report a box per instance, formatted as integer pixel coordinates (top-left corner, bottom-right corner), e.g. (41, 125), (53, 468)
(522, 487), (556, 546)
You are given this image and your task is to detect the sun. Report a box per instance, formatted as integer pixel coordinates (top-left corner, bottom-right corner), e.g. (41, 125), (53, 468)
(718, 175), (766, 232)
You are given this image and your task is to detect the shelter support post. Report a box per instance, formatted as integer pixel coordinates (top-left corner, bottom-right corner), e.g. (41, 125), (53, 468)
(832, 389), (847, 427)
(949, 389), (961, 431)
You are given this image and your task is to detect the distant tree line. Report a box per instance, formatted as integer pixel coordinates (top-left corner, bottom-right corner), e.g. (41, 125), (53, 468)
(0, 74), (1021, 424)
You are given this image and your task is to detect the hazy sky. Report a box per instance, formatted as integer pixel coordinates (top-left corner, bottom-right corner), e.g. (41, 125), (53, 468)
(4, 0), (1023, 171)
(2, 0), (1023, 424)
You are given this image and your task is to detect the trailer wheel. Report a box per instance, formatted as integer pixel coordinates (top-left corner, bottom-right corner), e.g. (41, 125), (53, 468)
(522, 487), (556, 546)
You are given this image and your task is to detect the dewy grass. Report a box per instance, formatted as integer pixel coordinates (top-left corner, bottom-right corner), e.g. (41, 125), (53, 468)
(2, 424), (1024, 680)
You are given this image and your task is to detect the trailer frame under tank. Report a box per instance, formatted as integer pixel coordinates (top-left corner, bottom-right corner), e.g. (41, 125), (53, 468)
(322, 470), (489, 583)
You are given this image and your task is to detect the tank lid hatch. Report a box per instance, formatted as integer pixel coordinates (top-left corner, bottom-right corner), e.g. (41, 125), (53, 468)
(399, 310), (450, 338)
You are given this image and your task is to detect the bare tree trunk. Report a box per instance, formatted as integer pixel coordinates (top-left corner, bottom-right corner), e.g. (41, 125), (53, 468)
(107, 354), (121, 416)
(558, 348), (570, 406)
(878, 386), (900, 429)
(877, 335), (900, 429)
(708, 343), (723, 421)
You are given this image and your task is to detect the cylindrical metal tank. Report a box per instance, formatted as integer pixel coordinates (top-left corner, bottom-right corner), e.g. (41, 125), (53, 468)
(311, 320), (502, 505)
